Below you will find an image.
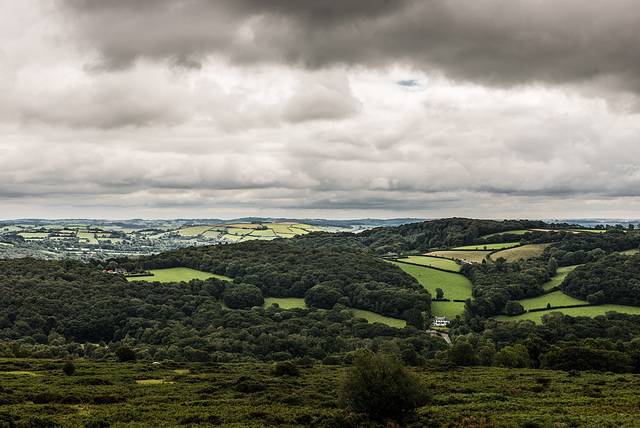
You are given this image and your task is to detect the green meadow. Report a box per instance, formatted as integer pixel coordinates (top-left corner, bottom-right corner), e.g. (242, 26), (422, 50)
(517, 290), (588, 311)
(129, 268), (231, 283)
(495, 304), (640, 323)
(491, 243), (551, 262)
(263, 297), (307, 309)
(401, 256), (461, 272)
(543, 265), (580, 291)
(431, 301), (466, 319)
(350, 309), (406, 328)
(480, 229), (531, 239)
(391, 262), (473, 300)
(426, 250), (491, 263)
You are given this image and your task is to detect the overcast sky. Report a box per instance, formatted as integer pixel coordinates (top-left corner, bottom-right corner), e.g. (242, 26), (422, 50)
(2, 0), (640, 220)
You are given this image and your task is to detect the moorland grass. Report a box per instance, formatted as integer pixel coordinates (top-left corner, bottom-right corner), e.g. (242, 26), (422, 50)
(426, 250), (491, 263)
(391, 262), (473, 300)
(491, 243), (551, 262)
(129, 268), (231, 283)
(0, 359), (639, 427)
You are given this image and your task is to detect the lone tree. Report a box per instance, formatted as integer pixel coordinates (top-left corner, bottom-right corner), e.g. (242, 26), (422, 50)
(435, 288), (444, 300)
(339, 350), (429, 422)
(62, 360), (75, 376)
(115, 346), (137, 362)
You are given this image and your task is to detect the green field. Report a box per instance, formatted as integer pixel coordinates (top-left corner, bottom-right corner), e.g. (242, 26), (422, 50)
(264, 297), (307, 309)
(494, 304), (640, 323)
(480, 229), (531, 239)
(543, 265), (580, 291)
(350, 309), (406, 328)
(491, 243), (551, 262)
(401, 256), (460, 272)
(453, 243), (520, 250)
(176, 225), (214, 236)
(517, 290), (588, 311)
(77, 232), (98, 244)
(426, 250), (491, 263)
(391, 262), (473, 300)
(129, 268), (231, 283)
(495, 304), (640, 323)
(431, 301), (466, 319)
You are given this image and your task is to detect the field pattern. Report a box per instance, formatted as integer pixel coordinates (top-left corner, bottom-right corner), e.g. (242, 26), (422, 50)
(491, 243), (551, 262)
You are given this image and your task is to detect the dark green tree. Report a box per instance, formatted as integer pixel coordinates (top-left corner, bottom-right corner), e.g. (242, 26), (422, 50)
(62, 360), (75, 376)
(505, 300), (525, 316)
(340, 350), (429, 422)
(435, 288), (444, 300)
(404, 308), (425, 330)
(547, 257), (558, 277)
(115, 346), (137, 362)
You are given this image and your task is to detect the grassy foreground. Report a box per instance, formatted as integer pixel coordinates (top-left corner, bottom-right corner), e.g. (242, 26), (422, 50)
(0, 359), (638, 427)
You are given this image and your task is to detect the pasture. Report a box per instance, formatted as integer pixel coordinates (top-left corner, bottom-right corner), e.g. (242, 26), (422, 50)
(264, 297), (307, 309)
(426, 250), (491, 263)
(453, 243), (520, 250)
(543, 265), (579, 291)
(350, 309), (406, 328)
(401, 256), (461, 272)
(517, 290), (588, 311)
(129, 268), (231, 283)
(479, 229), (531, 239)
(391, 262), (473, 300)
(491, 243), (551, 262)
(431, 301), (466, 319)
(495, 304), (640, 323)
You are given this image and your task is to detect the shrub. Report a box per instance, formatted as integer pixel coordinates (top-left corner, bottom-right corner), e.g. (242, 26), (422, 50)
(272, 361), (300, 377)
(62, 360), (75, 376)
(339, 350), (429, 422)
(115, 346), (137, 362)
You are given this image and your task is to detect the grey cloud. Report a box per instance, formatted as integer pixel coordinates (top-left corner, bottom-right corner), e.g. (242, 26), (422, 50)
(61, 0), (640, 97)
(283, 73), (360, 122)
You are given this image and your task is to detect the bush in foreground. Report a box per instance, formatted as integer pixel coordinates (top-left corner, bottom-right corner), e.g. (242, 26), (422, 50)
(339, 350), (429, 422)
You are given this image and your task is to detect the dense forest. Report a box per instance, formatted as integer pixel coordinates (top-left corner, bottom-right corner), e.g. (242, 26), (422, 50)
(561, 253), (640, 305)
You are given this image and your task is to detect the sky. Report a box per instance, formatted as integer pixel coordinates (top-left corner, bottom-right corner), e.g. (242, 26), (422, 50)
(1, 0), (640, 220)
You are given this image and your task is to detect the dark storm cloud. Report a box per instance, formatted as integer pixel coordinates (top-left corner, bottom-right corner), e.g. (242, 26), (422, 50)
(62, 0), (640, 95)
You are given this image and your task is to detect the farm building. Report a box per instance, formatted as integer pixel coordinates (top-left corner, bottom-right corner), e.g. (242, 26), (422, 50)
(432, 317), (450, 327)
